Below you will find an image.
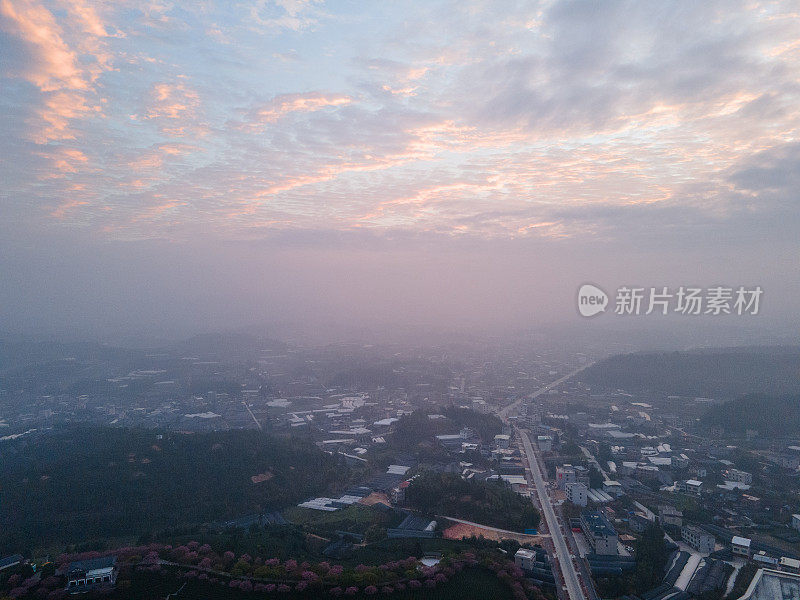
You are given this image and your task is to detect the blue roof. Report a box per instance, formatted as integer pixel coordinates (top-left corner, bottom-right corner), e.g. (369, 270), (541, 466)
(582, 511), (617, 537)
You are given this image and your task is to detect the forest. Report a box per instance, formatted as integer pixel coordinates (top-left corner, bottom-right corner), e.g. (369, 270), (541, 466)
(0, 425), (351, 552)
(582, 347), (800, 398)
(405, 471), (540, 532)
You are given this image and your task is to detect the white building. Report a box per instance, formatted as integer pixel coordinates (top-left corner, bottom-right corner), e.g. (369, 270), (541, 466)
(537, 435), (552, 452)
(732, 536), (752, 558)
(681, 525), (715, 554)
(792, 514), (800, 533)
(677, 479), (703, 496)
(565, 482), (588, 507)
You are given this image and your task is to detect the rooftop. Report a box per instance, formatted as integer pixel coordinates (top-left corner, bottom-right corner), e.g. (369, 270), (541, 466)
(739, 568), (800, 600)
(68, 556), (116, 573)
(732, 536), (751, 547)
(581, 510), (616, 538)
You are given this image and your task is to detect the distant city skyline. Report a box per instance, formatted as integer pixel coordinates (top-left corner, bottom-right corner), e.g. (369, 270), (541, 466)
(1, 1), (798, 340)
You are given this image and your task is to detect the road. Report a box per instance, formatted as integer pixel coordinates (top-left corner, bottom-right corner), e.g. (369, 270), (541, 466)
(496, 361), (596, 600)
(520, 428), (588, 600)
(242, 400), (262, 431)
(498, 362), (595, 420)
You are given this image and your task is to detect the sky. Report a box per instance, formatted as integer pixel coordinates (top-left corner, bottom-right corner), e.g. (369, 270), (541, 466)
(1, 0), (799, 343)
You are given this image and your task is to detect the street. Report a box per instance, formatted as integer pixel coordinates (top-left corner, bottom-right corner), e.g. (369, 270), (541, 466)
(520, 428), (589, 600)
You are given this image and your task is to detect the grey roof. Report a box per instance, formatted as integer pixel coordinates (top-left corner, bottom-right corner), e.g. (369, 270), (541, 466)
(68, 556), (116, 573)
(0, 554), (23, 569)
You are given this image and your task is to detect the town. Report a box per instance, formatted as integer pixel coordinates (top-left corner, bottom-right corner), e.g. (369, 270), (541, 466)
(2, 338), (799, 600)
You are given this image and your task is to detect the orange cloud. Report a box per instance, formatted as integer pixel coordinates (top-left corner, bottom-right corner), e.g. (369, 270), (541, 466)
(50, 198), (89, 219)
(244, 92), (351, 127)
(0, 0), (111, 145)
(144, 81), (203, 136)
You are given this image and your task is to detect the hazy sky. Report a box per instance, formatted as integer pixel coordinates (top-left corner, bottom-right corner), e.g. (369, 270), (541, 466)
(1, 1), (799, 342)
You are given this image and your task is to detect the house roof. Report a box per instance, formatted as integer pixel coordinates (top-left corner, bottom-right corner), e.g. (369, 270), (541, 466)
(68, 556), (117, 573)
(0, 555), (23, 569)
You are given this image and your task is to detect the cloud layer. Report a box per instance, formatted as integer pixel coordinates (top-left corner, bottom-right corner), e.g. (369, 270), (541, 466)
(1, 1), (798, 338)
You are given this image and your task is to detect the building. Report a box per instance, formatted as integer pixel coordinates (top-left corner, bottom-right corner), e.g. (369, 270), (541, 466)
(573, 465), (590, 487)
(676, 479), (703, 496)
(580, 511), (619, 556)
(565, 482), (588, 507)
(387, 515), (437, 539)
(494, 434), (511, 449)
(792, 514), (800, 533)
(673, 453), (690, 469)
(0, 555), (23, 572)
(602, 480), (624, 497)
(65, 556), (117, 593)
(556, 464), (577, 490)
(731, 536), (752, 558)
(737, 568), (800, 599)
(726, 469), (753, 485)
(537, 435), (552, 452)
(780, 557), (800, 574)
(629, 514), (651, 534)
(681, 525), (715, 554)
(515, 548), (537, 571)
(659, 505), (683, 527)
(768, 454), (800, 470)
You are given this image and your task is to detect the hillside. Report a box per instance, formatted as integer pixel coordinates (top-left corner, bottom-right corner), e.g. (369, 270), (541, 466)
(0, 426), (350, 551)
(581, 347), (800, 398)
(699, 393), (800, 437)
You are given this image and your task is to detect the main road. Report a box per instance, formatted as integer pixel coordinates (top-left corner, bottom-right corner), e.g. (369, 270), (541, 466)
(520, 428), (588, 600)
(495, 362), (596, 600)
(498, 362), (595, 420)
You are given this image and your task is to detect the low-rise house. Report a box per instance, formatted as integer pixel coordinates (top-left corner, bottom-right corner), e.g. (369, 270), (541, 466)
(515, 548), (537, 571)
(0, 554), (23, 572)
(629, 514), (651, 533)
(780, 557), (800, 574)
(732, 535), (752, 558)
(494, 434), (511, 449)
(387, 515), (437, 539)
(676, 479), (703, 496)
(65, 556), (117, 593)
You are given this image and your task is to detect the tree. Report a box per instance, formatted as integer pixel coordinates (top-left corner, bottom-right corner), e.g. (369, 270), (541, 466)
(633, 525), (667, 592)
(589, 466), (604, 489)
